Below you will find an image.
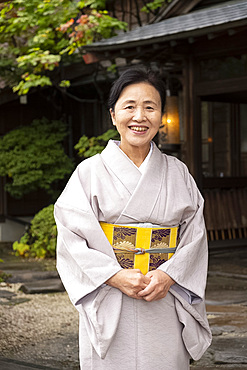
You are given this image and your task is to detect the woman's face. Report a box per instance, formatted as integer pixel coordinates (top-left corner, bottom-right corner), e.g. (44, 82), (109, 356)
(110, 82), (162, 153)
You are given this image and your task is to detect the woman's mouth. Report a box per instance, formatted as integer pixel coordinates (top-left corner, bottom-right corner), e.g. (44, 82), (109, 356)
(129, 126), (148, 132)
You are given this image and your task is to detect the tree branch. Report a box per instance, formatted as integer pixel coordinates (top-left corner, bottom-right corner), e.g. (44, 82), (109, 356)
(140, 0), (156, 15)
(133, 0), (142, 26)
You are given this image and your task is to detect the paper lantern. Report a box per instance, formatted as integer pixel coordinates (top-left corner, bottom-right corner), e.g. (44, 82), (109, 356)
(159, 96), (180, 145)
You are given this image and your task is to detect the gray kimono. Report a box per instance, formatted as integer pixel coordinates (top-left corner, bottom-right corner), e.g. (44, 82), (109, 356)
(55, 140), (212, 370)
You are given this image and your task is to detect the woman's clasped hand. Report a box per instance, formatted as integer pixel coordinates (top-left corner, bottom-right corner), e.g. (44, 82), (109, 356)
(106, 269), (175, 302)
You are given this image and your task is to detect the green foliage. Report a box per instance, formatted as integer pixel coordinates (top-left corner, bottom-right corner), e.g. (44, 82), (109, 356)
(107, 63), (117, 74)
(13, 204), (57, 258)
(141, 0), (172, 13)
(84, 0), (106, 8)
(0, 0), (127, 94)
(59, 80), (71, 88)
(75, 128), (119, 158)
(0, 118), (74, 199)
(0, 258), (11, 283)
(0, 271), (12, 283)
(13, 74), (53, 95)
(58, 9), (126, 56)
(11, 127), (120, 259)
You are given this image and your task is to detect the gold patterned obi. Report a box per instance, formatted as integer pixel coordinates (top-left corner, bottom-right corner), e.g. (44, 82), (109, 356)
(100, 222), (179, 275)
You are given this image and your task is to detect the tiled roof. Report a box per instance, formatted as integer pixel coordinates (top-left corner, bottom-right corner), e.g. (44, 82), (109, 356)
(86, 0), (247, 51)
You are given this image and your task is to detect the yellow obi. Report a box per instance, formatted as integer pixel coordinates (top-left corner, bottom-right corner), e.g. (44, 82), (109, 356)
(100, 222), (179, 275)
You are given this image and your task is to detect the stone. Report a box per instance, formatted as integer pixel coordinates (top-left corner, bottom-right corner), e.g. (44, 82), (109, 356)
(211, 336), (247, 365)
(211, 326), (223, 336)
(0, 297), (30, 306)
(211, 325), (236, 336)
(214, 352), (247, 364)
(19, 278), (65, 294)
(7, 270), (59, 284)
(0, 290), (16, 299)
(0, 357), (54, 370)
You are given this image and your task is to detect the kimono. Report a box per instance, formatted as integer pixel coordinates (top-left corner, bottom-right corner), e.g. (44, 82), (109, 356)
(55, 140), (212, 370)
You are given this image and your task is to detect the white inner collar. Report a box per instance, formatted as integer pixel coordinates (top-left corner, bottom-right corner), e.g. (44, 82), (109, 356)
(114, 141), (153, 174)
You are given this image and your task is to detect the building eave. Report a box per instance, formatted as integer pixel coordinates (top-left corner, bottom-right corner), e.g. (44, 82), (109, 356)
(85, 0), (247, 54)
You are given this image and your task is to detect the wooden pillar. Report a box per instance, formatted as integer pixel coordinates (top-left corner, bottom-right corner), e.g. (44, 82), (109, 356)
(183, 55), (202, 189)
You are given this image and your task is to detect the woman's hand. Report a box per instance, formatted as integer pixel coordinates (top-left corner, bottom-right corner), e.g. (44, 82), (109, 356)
(105, 269), (151, 299)
(137, 270), (175, 302)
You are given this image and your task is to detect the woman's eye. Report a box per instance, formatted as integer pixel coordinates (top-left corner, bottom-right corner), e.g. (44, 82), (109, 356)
(146, 106), (154, 110)
(126, 106), (134, 109)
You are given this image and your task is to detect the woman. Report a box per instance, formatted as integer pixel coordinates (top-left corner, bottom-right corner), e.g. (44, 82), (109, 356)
(55, 68), (212, 369)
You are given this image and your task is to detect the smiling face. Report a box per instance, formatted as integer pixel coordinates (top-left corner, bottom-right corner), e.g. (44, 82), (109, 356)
(110, 82), (162, 156)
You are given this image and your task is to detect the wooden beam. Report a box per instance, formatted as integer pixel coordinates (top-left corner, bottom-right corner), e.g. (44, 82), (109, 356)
(183, 56), (194, 175)
(152, 0), (202, 23)
(182, 55), (202, 187)
(180, 0), (203, 14)
(192, 27), (247, 56)
(195, 76), (247, 96)
(203, 177), (247, 189)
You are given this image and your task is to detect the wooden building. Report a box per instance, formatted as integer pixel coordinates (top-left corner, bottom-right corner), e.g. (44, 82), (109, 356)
(85, 0), (247, 247)
(0, 0), (247, 246)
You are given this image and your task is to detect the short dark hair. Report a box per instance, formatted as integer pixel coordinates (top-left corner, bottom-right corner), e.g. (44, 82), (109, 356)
(108, 68), (166, 113)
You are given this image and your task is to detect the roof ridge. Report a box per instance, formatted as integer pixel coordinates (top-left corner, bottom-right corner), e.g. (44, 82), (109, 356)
(86, 0), (247, 50)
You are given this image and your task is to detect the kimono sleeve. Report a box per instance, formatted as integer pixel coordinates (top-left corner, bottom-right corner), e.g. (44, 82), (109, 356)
(54, 165), (122, 307)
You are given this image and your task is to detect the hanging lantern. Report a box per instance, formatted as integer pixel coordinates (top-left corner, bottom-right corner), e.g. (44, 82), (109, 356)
(159, 95), (180, 146)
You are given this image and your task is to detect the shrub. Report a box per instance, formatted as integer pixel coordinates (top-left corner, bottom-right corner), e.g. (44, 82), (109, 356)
(13, 204), (57, 258)
(74, 128), (119, 159)
(0, 118), (74, 199)
(12, 129), (119, 259)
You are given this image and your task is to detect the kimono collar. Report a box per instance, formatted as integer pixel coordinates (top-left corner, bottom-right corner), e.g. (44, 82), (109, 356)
(101, 140), (167, 223)
(114, 140), (153, 174)
(100, 140), (142, 195)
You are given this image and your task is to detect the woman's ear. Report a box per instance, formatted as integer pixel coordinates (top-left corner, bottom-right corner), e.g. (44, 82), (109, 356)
(110, 108), (116, 126)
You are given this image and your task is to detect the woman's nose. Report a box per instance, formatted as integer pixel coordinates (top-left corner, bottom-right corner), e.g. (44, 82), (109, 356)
(133, 107), (146, 121)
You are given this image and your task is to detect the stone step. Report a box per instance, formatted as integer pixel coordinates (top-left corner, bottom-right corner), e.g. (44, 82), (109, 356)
(0, 357), (60, 370)
(6, 270), (59, 283)
(19, 278), (64, 294)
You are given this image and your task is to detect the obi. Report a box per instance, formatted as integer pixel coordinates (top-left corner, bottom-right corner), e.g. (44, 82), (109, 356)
(100, 222), (179, 275)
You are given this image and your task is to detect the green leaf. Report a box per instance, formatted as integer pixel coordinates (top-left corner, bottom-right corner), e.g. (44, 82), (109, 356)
(0, 118), (74, 198)
(13, 74), (53, 95)
(141, 0), (170, 13)
(74, 129), (119, 158)
(12, 204), (57, 259)
(85, 0), (106, 9)
(59, 79), (71, 87)
(0, 0), (127, 93)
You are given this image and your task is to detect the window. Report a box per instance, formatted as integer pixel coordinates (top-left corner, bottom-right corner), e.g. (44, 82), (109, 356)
(200, 55), (247, 81)
(201, 101), (247, 178)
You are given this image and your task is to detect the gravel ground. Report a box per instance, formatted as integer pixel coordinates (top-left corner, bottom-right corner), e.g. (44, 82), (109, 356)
(0, 282), (79, 369)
